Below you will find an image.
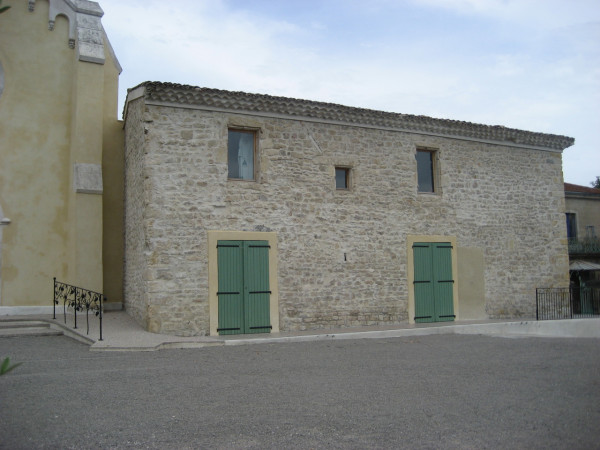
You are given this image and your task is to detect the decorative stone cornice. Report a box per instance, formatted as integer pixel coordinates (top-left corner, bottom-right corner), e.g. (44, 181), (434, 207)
(28, 0), (105, 63)
(128, 81), (575, 152)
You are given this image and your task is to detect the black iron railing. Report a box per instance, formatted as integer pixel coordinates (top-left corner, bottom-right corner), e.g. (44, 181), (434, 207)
(536, 287), (600, 320)
(568, 238), (600, 255)
(53, 278), (104, 340)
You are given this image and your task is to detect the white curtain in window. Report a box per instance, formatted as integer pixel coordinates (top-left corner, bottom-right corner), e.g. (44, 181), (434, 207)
(237, 133), (254, 179)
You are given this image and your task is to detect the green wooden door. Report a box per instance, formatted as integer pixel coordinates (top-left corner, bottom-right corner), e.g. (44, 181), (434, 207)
(413, 242), (455, 323)
(413, 243), (436, 323)
(217, 240), (271, 335)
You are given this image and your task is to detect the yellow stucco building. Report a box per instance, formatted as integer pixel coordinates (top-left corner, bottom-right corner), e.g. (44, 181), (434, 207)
(0, 0), (123, 312)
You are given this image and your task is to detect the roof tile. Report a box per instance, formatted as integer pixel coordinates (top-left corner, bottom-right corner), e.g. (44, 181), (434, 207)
(130, 81), (575, 151)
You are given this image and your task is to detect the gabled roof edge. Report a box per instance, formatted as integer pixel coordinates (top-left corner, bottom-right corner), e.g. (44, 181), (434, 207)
(127, 81), (576, 151)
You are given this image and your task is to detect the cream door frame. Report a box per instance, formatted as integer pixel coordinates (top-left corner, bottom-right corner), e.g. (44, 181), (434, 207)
(407, 234), (460, 324)
(207, 230), (280, 336)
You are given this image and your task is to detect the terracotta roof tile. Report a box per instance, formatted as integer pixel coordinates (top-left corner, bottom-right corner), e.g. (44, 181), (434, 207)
(564, 183), (600, 194)
(130, 81), (575, 151)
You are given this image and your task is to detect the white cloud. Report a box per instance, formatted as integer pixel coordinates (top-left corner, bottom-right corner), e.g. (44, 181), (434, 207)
(411, 0), (600, 29)
(100, 0), (600, 185)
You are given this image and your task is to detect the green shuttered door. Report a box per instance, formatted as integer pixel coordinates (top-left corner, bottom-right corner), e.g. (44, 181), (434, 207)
(217, 241), (271, 335)
(413, 242), (455, 323)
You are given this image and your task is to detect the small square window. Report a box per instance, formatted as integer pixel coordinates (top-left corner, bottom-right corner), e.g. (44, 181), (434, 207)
(335, 167), (350, 190)
(416, 149), (437, 193)
(228, 129), (256, 180)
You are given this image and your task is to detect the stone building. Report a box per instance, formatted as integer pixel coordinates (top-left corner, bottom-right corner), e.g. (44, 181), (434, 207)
(123, 82), (574, 336)
(564, 183), (600, 288)
(0, 0), (124, 313)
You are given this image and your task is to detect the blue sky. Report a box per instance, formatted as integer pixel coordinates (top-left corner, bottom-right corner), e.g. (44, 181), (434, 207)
(100, 0), (599, 185)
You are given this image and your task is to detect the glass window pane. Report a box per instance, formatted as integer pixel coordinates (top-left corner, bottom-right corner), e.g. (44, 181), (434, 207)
(228, 130), (254, 180)
(335, 168), (348, 189)
(566, 213), (577, 238)
(416, 150), (434, 192)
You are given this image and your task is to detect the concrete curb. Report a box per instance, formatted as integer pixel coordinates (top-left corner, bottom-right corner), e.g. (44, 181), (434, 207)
(2, 315), (598, 351)
(221, 319), (600, 346)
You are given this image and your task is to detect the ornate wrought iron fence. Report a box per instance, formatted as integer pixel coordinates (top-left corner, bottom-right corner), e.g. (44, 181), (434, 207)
(536, 287), (600, 320)
(53, 278), (104, 340)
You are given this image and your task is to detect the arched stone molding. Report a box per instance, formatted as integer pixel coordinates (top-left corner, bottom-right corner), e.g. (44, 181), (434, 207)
(28, 0), (105, 62)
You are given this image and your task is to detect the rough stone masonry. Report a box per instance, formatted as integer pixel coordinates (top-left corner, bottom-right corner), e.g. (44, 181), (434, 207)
(124, 82), (572, 336)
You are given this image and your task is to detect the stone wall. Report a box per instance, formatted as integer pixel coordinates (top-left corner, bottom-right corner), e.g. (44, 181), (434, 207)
(124, 101), (569, 335)
(124, 98), (148, 327)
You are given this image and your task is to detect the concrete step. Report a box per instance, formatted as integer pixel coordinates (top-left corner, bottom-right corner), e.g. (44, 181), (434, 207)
(0, 321), (63, 338)
(0, 320), (52, 329)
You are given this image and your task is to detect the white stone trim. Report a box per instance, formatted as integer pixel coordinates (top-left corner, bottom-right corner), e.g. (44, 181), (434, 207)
(73, 163), (103, 194)
(29, 0), (105, 61)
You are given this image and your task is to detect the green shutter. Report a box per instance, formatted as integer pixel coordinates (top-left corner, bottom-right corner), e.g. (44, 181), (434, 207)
(432, 244), (454, 322)
(413, 243), (435, 323)
(217, 240), (271, 335)
(244, 241), (271, 334)
(217, 241), (244, 335)
(413, 242), (455, 323)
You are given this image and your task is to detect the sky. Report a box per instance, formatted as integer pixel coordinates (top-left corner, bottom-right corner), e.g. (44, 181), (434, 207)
(99, 0), (600, 186)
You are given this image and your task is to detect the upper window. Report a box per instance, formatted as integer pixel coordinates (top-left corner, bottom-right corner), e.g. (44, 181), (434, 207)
(416, 149), (436, 193)
(586, 225), (596, 239)
(566, 213), (577, 239)
(228, 129), (256, 180)
(335, 167), (350, 190)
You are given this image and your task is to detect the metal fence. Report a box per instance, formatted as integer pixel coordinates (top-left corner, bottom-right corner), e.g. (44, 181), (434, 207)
(53, 278), (104, 340)
(536, 287), (600, 320)
(568, 238), (600, 255)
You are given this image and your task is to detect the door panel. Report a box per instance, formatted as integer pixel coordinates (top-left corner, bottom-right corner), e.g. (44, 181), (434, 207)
(217, 240), (271, 335)
(217, 241), (244, 335)
(413, 242), (455, 323)
(433, 244), (455, 322)
(413, 244), (435, 323)
(244, 242), (272, 334)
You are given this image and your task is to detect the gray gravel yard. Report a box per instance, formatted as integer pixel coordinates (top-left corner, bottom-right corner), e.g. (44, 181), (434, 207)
(1, 334), (599, 449)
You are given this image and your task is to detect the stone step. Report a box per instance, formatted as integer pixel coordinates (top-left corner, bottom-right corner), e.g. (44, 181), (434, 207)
(0, 320), (52, 329)
(0, 321), (63, 338)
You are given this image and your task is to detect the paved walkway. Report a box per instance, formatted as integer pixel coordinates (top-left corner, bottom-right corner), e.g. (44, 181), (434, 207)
(3, 333), (600, 448)
(1, 311), (599, 351)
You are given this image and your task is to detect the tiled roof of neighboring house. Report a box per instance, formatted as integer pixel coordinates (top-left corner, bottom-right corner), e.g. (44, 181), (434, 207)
(564, 183), (600, 195)
(128, 81), (575, 151)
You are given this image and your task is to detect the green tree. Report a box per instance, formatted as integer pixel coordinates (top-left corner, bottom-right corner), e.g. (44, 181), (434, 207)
(592, 176), (600, 189)
(0, 1), (10, 14)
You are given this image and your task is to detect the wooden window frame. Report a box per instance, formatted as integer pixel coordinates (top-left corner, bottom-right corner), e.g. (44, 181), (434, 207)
(335, 166), (351, 190)
(566, 212), (577, 239)
(416, 148), (439, 194)
(228, 128), (258, 181)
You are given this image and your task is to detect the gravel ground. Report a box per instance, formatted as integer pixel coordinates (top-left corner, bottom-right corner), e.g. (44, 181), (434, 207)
(1, 334), (599, 449)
